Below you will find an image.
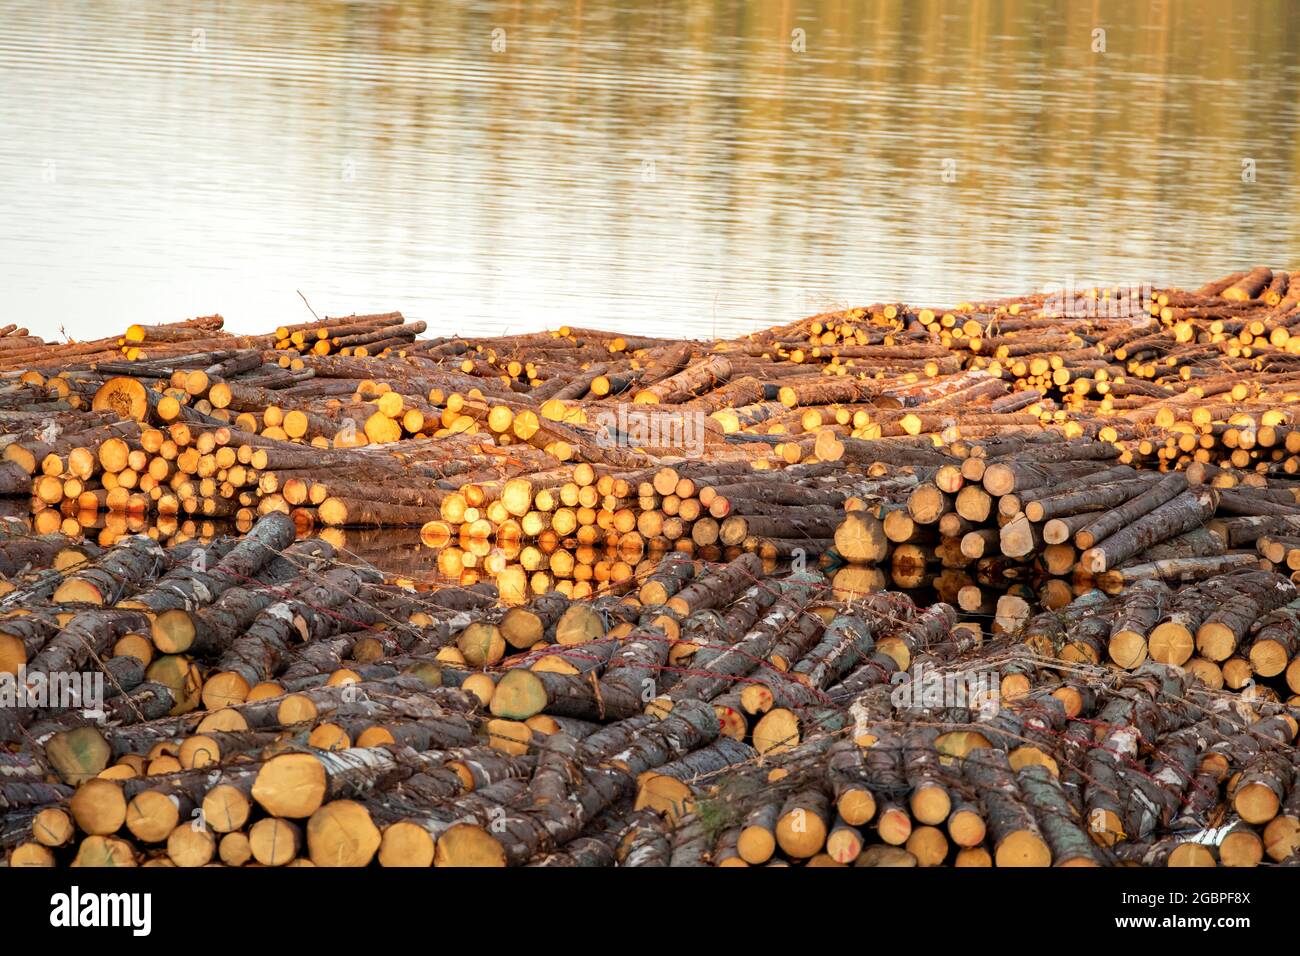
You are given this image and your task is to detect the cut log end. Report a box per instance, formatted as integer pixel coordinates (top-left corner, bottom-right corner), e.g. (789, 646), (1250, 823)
(307, 800), (381, 867)
(252, 752), (327, 819)
(833, 511), (888, 563)
(92, 376), (149, 421)
(489, 669), (547, 720)
(379, 821), (436, 868)
(434, 823), (507, 867)
(994, 830), (1052, 867)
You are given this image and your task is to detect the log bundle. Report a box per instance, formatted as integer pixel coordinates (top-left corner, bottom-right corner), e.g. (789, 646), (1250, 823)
(5, 274), (1300, 556)
(820, 434), (1300, 680)
(0, 517), (1297, 869)
(2, 267), (1300, 867)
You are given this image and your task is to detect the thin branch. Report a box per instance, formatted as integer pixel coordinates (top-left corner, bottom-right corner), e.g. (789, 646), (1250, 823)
(297, 290), (322, 323)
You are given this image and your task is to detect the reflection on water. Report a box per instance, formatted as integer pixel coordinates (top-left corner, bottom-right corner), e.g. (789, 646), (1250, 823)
(1, 0), (1298, 341)
(16, 508), (657, 601)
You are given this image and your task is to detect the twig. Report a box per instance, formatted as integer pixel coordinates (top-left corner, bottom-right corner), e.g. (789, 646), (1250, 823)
(297, 290), (322, 323)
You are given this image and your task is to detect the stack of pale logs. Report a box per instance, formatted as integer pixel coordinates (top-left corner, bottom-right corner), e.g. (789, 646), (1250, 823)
(3, 271), (1300, 600)
(824, 433), (1300, 690)
(2, 267), (1300, 867)
(2, 272), (1300, 591)
(272, 313), (428, 357)
(6, 270), (1300, 557)
(0, 514), (1296, 868)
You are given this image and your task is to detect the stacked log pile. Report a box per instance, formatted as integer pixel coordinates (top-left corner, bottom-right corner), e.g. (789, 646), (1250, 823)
(2, 267), (1300, 867)
(272, 313), (428, 357)
(820, 434), (1300, 682)
(5, 272), (1300, 554)
(0, 516), (1296, 868)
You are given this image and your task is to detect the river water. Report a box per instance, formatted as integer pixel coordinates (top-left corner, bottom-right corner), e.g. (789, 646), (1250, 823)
(2, 0), (1298, 341)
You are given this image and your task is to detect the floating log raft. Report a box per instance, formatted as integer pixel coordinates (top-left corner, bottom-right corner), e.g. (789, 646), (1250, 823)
(3, 268), (1300, 868)
(0, 514), (1294, 869)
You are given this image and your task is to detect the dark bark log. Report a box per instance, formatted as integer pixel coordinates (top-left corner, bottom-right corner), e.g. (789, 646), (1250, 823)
(1106, 579), (1171, 669)
(1018, 764), (1103, 866)
(963, 747), (1051, 866)
(1073, 472), (1189, 550)
(1080, 488), (1218, 573)
(1196, 573), (1298, 662)
(51, 535), (166, 606)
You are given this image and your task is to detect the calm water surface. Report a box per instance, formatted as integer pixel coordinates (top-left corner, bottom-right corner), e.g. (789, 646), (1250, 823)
(2, 0), (1299, 341)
